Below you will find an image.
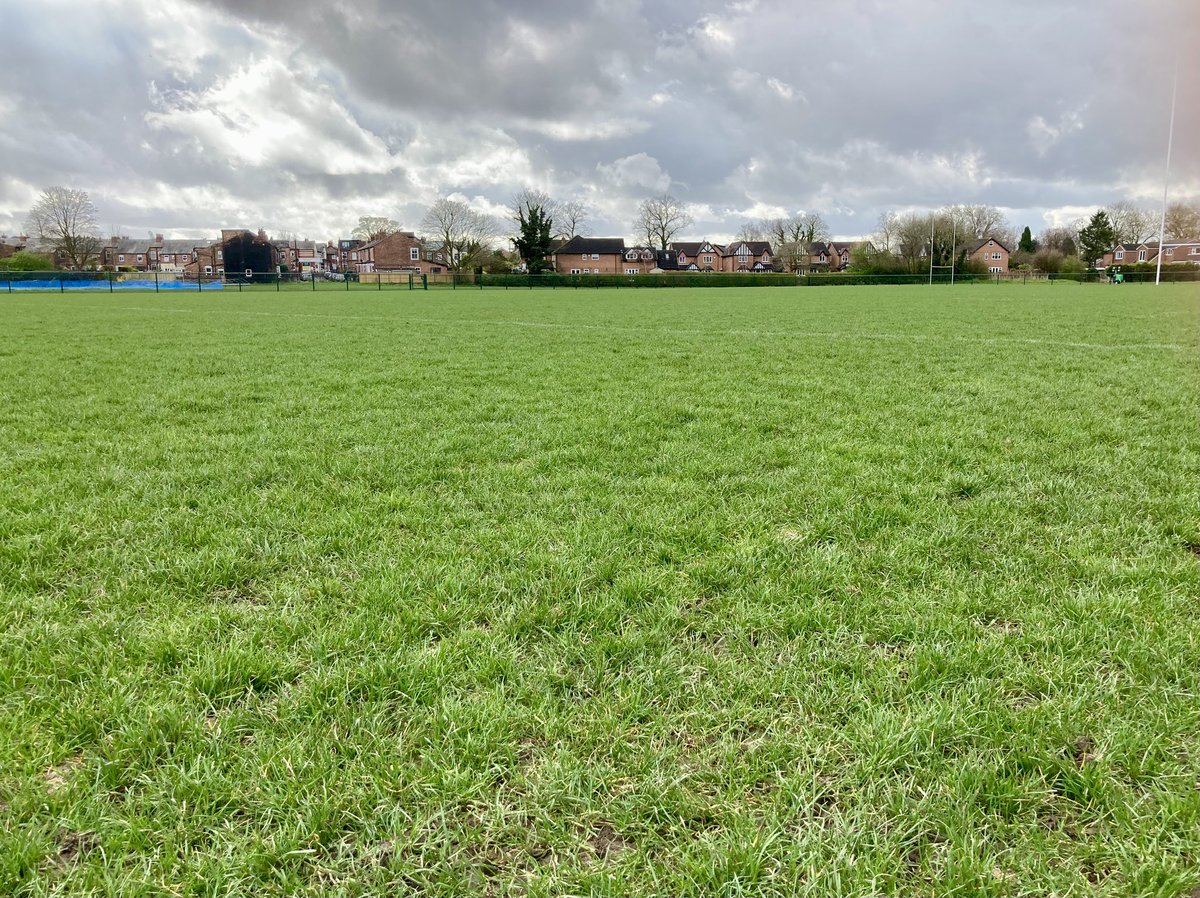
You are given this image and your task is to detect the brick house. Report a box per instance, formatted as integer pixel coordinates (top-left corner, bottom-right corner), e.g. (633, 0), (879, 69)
(672, 241), (725, 271)
(1155, 240), (1200, 264)
(184, 229), (279, 277)
(272, 239), (326, 273)
(621, 245), (658, 274)
(551, 236), (627, 274)
(722, 240), (776, 271)
(1099, 240), (1200, 268)
(1107, 242), (1157, 266)
(99, 235), (214, 273)
(969, 237), (1010, 272)
(352, 231), (447, 274)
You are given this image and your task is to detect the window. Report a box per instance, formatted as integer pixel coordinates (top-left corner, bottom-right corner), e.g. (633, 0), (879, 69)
(1138, 250), (1146, 261)
(217, 250), (223, 260)
(351, 252), (358, 261)
(582, 268), (591, 273)
(410, 247), (420, 261)
(1115, 251), (1124, 260)
(992, 252), (1002, 260)
(570, 268), (581, 274)
(136, 254), (144, 262)
(204, 266), (212, 275)
(990, 266), (1002, 273)
(626, 267), (639, 274)
(703, 255), (713, 263)
(1166, 248), (1174, 256)
(118, 254), (125, 262)
(763, 253), (770, 261)
(217, 268), (224, 275)
(1191, 247), (1200, 255)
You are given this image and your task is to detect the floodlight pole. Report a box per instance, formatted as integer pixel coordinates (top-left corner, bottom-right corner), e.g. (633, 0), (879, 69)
(1155, 53), (1179, 286)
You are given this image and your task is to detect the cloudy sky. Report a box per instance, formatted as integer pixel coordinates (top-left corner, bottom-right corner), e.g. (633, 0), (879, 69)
(2, 0), (1197, 243)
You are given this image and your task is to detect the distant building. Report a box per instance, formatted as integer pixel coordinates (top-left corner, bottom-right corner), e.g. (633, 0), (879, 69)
(550, 236), (627, 274)
(350, 231), (447, 274)
(969, 237), (1010, 272)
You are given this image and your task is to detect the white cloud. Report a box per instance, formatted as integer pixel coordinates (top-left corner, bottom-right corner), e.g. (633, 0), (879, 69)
(595, 153), (671, 193)
(145, 57), (395, 176)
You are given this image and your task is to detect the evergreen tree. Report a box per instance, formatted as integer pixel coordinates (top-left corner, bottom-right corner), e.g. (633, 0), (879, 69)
(1018, 226), (1036, 253)
(1078, 211), (1117, 268)
(513, 202), (554, 274)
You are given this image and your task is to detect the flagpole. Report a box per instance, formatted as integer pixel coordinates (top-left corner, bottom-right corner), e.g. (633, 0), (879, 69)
(1155, 53), (1179, 286)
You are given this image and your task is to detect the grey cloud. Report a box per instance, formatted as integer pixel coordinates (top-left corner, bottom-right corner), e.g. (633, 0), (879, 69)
(1, 0), (1196, 241)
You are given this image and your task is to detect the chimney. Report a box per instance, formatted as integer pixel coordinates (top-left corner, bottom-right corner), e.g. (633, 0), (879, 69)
(154, 233), (163, 243)
(257, 228), (267, 241)
(110, 236), (119, 246)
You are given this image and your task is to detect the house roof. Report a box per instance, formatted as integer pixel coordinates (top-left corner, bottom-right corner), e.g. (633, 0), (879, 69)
(727, 241), (773, 256)
(671, 241), (725, 257)
(829, 241), (861, 253)
(970, 237), (1010, 254)
(556, 236), (626, 255)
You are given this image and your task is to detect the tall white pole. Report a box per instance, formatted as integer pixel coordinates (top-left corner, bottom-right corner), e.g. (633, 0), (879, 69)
(929, 215), (935, 286)
(1156, 54), (1179, 286)
(950, 217), (957, 286)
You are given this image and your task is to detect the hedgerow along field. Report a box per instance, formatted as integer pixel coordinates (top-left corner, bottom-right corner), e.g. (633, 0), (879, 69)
(1, 284), (1198, 897)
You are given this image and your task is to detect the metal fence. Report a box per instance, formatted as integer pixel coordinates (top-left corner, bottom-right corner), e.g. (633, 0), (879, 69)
(3, 268), (1198, 293)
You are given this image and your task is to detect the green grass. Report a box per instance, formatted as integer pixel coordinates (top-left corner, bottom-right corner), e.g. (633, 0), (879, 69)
(1, 284), (1198, 897)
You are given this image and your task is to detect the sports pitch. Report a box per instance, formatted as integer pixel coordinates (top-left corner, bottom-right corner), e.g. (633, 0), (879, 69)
(2, 284), (1199, 896)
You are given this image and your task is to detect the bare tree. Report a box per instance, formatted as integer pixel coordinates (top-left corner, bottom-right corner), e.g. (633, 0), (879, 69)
(352, 216), (400, 242)
(509, 189), (557, 228)
(1038, 225), (1079, 257)
(735, 220), (767, 243)
(775, 241), (808, 273)
(25, 186), (101, 269)
(794, 211), (831, 245)
(556, 200), (591, 239)
(1104, 201), (1156, 245)
(873, 211), (900, 252)
(765, 212), (830, 250)
(419, 198), (501, 272)
(945, 204), (1009, 240)
(635, 194), (693, 251)
(1163, 202), (1200, 241)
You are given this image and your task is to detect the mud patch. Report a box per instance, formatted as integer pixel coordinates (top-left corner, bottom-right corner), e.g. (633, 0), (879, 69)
(42, 753), (84, 794)
(585, 822), (633, 861)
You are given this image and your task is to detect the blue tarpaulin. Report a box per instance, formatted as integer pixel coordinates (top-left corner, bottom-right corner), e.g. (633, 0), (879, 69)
(6, 279), (224, 291)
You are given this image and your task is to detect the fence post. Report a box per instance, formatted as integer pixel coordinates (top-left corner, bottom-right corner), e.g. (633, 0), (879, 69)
(60, 277), (65, 293)
(311, 272), (315, 292)
(108, 271), (114, 293)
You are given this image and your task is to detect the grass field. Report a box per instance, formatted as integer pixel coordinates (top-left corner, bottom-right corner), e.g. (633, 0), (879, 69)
(1, 284), (1198, 896)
